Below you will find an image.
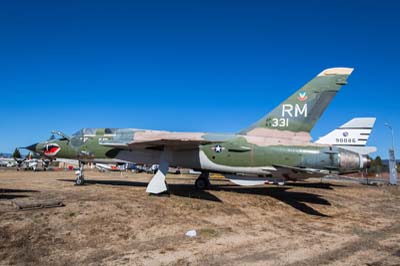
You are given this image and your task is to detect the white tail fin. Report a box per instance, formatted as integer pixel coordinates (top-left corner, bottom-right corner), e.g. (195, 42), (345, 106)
(315, 117), (376, 154)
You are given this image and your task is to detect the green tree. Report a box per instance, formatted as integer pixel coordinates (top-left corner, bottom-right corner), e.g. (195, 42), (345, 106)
(374, 156), (382, 166)
(370, 156), (383, 174)
(12, 148), (21, 159)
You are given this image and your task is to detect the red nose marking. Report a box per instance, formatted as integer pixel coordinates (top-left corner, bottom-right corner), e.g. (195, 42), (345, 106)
(48, 147), (59, 153)
(44, 145), (60, 156)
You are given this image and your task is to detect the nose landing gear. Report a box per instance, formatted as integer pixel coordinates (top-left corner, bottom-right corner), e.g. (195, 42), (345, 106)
(75, 161), (85, 186)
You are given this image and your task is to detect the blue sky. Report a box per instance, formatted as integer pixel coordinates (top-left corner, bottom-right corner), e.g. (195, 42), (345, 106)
(1, 0), (399, 158)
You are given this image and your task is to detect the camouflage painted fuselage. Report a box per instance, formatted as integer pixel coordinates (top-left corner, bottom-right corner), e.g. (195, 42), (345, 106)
(31, 127), (364, 180)
(106, 129), (365, 178)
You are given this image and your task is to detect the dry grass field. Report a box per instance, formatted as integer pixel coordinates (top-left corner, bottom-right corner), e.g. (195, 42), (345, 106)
(1, 170), (399, 266)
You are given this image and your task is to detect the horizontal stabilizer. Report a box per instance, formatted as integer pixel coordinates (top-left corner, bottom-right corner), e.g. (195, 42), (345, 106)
(338, 146), (377, 155)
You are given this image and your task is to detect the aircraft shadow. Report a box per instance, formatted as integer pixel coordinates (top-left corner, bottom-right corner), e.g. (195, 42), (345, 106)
(58, 179), (222, 202)
(58, 179), (148, 187)
(168, 183), (223, 202)
(0, 194), (30, 200)
(208, 185), (331, 217)
(0, 188), (39, 200)
(285, 182), (345, 190)
(58, 179), (330, 216)
(0, 189), (39, 193)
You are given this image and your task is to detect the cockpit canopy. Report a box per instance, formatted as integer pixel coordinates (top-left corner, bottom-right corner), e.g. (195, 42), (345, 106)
(51, 128), (135, 147)
(72, 128), (118, 137)
(69, 128), (118, 147)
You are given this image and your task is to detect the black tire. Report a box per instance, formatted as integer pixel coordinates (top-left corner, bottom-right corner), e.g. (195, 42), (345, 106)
(195, 178), (209, 190)
(75, 178), (85, 186)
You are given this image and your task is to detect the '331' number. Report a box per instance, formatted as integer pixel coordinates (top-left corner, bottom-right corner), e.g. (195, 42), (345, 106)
(271, 118), (289, 128)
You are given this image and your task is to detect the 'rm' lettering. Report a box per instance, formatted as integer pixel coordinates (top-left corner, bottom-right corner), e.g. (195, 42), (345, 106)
(282, 104), (308, 118)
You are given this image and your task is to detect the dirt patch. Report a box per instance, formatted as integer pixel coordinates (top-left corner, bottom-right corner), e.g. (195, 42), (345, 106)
(1, 171), (400, 266)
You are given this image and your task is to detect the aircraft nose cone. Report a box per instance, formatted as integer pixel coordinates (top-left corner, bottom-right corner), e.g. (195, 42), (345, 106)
(25, 143), (39, 152)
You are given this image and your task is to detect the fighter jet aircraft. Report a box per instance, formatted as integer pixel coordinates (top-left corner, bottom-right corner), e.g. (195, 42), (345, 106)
(26, 67), (370, 194)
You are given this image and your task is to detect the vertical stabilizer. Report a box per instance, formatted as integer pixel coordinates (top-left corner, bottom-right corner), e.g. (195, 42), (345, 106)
(240, 68), (354, 135)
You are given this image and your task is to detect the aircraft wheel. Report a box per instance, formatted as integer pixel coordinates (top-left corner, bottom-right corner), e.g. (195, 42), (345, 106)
(195, 177), (209, 190)
(277, 181), (285, 186)
(75, 177), (85, 186)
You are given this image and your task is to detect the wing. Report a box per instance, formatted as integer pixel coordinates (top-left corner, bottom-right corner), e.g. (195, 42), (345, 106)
(99, 130), (221, 150)
(100, 138), (216, 150)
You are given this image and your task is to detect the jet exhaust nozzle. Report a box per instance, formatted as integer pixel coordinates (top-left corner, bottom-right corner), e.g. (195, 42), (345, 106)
(362, 155), (372, 169)
(339, 150), (369, 170)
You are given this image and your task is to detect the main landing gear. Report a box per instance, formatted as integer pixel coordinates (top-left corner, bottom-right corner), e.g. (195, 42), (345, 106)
(146, 150), (171, 195)
(195, 172), (211, 190)
(75, 161), (85, 186)
(42, 159), (52, 171)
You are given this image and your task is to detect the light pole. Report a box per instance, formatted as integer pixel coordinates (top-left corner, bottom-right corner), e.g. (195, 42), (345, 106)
(385, 123), (395, 150)
(385, 123), (397, 185)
